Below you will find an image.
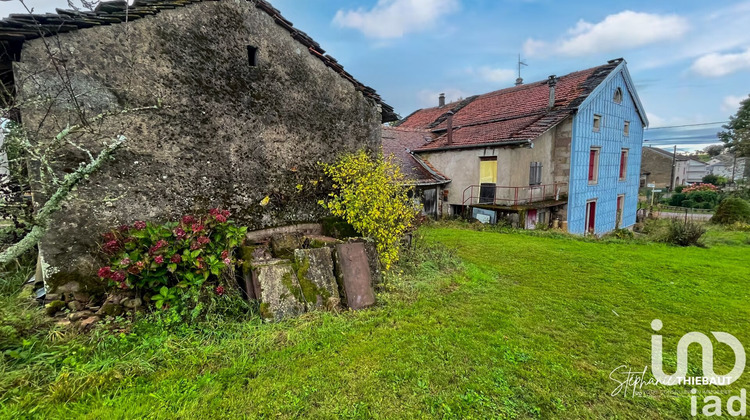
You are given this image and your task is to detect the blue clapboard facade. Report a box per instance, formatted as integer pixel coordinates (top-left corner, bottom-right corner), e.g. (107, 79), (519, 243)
(567, 62), (647, 235)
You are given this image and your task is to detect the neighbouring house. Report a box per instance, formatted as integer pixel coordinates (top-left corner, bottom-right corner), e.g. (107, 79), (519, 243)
(394, 58), (647, 235)
(640, 147), (707, 188)
(707, 154), (749, 184)
(0, 0), (396, 291)
(381, 126), (450, 217)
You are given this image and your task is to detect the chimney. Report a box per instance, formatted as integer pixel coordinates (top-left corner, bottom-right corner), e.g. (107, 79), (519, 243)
(446, 111), (454, 145)
(515, 77), (523, 86)
(439, 93), (446, 107)
(547, 75), (557, 109)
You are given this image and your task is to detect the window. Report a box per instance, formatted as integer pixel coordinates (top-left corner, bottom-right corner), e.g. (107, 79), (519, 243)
(529, 162), (542, 186)
(616, 194), (625, 228)
(614, 88), (623, 104)
(619, 149), (629, 181)
(585, 200), (597, 235)
(593, 115), (602, 132)
(247, 45), (258, 67)
(588, 147), (600, 184)
(624, 121), (630, 137)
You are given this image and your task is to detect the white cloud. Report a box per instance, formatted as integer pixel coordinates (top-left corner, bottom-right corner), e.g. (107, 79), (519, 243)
(524, 11), (689, 57)
(721, 95), (746, 113)
(691, 48), (750, 77)
(417, 88), (467, 108)
(468, 66), (515, 84)
(333, 0), (460, 39)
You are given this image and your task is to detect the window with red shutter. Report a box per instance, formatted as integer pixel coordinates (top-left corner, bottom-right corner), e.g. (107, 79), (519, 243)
(619, 149), (628, 180)
(588, 148), (599, 184)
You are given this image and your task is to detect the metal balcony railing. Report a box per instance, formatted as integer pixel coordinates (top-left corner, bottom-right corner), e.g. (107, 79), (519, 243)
(462, 183), (568, 207)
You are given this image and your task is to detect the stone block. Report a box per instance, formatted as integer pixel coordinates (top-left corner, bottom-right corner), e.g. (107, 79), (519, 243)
(334, 242), (375, 310)
(254, 259), (305, 321)
(294, 248), (340, 311)
(270, 233), (303, 258)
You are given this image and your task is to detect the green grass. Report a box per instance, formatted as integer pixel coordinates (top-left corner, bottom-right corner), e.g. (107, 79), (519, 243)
(1, 227), (750, 418)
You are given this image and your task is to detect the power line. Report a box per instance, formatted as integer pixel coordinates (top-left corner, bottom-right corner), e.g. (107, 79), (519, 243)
(647, 121), (728, 130)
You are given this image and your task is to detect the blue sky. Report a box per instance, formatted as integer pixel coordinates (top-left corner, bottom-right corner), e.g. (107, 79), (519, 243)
(4, 0), (750, 152)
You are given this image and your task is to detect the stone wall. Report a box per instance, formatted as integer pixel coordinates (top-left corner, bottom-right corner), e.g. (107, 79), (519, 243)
(14, 0), (383, 290)
(641, 148), (674, 188)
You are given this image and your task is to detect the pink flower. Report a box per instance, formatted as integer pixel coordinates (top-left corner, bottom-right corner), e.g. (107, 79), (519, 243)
(170, 254), (182, 263)
(181, 215), (196, 225)
(215, 285), (225, 296)
(119, 258), (131, 267)
(154, 255), (164, 264)
(136, 261), (145, 269)
(117, 224), (130, 232)
(102, 232), (117, 242)
(197, 236), (211, 245)
(215, 214), (227, 223)
(133, 221), (147, 230)
(111, 271), (126, 283)
(221, 250), (229, 260)
(174, 227), (186, 239)
(103, 240), (121, 254)
(209, 208), (221, 216)
(221, 209), (230, 218)
(191, 223), (205, 233)
(97, 266), (113, 279)
(190, 241), (200, 250)
(223, 258), (232, 265)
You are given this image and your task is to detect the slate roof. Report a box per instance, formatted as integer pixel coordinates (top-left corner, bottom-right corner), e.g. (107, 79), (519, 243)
(382, 126), (449, 186)
(644, 146), (707, 164)
(0, 0), (397, 122)
(400, 60), (624, 152)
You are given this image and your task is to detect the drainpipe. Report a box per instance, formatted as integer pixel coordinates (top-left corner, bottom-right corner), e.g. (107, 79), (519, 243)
(446, 111), (454, 145)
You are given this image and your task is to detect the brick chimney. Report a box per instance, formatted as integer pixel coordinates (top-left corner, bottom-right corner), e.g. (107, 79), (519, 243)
(547, 75), (558, 110)
(439, 93), (446, 107)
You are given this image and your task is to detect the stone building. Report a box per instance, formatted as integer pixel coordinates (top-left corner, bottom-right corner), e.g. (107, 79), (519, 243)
(394, 59), (647, 235)
(641, 147), (708, 189)
(707, 154), (749, 184)
(0, 0), (395, 290)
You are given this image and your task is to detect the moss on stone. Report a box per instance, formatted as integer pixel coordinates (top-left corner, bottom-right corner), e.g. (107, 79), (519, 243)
(259, 302), (272, 319)
(281, 271), (304, 303)
(45, 300), (66, 316)
(293, 254), (331, 306)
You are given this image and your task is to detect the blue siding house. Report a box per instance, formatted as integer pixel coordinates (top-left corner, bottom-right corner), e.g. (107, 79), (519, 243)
(567, 62), (647, 234)
(392, 59), (648, 235)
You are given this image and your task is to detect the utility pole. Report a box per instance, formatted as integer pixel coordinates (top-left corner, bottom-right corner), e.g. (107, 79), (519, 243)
(669, 145), (677, 191)
(731, 150), (737, 185)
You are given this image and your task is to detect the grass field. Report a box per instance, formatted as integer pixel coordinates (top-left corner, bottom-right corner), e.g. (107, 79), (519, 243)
(2, 225), (750, 418)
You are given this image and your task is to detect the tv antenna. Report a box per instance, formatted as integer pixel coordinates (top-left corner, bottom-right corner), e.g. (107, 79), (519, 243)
(516, 54), (527, 86)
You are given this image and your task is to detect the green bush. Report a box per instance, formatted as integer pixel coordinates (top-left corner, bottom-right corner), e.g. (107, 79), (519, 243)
(663, 219), (706, 247)
(681, 199), (696, 209)
(712, 198), (750, 225)
(606, 228), (635, 240)
(674, 185), (685, 193)
(688, 190), (719, 206)
(669, 193), (686, 206)
(702, 174), (727, 187)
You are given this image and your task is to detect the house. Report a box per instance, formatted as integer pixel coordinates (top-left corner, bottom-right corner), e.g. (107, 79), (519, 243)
(707, 154), (749, 183)
(381, 127), (450, 217)
(0, 0), (395, 290)
(640, 147), (707, 188)
(395, 59), (647, 235)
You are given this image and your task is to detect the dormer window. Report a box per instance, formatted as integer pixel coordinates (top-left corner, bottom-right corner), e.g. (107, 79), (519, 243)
(614, 88), (623, 104)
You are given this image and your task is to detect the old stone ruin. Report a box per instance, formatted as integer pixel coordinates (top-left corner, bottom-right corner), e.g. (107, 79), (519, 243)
(42, 223), (381, 327)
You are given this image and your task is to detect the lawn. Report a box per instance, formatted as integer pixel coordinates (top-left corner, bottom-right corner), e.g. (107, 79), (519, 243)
(2, 226), (750, 418)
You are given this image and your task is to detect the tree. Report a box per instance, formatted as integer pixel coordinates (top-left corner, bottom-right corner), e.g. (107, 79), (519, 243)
(718, 94), (750, 157)
(702, 144), (725, 157)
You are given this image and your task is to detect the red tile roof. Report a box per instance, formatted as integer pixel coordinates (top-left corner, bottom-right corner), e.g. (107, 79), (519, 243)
(403, 60), (622, 151)
(381, 127), (450, 185)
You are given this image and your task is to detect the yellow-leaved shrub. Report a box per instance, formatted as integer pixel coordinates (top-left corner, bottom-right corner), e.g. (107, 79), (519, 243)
(320, 150), (419, 270)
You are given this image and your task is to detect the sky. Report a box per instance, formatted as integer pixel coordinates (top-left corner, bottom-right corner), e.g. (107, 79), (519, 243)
(3, 0), (750, 153)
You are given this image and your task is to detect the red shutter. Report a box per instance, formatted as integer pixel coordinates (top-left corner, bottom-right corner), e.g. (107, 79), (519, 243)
(588, 150), (596, 181)
(619, 151), (627, 179)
